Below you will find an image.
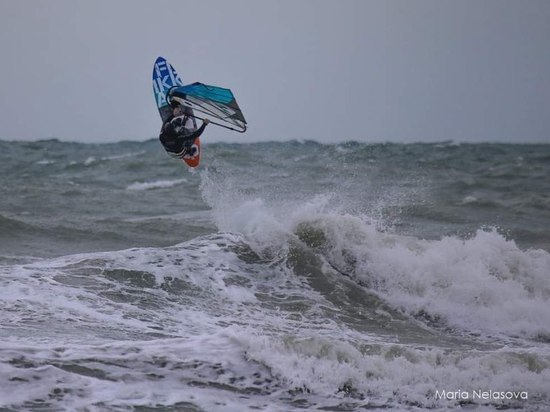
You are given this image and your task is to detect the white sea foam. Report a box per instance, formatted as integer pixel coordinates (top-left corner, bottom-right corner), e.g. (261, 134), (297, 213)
(126, 178), (188, 191)
(462, 195), (478, 204)
(0, 334), (275, 411)
(101, 151), (145, 161)
(83, 156), (96, 166)
(239, 331), (550, 409)
(35, 159), (55, 165)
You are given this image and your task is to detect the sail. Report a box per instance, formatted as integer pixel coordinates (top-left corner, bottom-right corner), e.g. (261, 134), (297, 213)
(168, 82), (247, 133)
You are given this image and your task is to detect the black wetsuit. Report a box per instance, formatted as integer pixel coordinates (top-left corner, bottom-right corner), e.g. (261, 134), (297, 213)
(159, 116), (207, 158)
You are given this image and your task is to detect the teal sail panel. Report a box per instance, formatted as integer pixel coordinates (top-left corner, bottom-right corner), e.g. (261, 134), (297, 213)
(168, 83), (247, 133)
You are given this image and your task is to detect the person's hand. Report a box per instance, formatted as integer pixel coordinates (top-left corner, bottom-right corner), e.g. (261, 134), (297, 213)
(203, 118), (210, 125)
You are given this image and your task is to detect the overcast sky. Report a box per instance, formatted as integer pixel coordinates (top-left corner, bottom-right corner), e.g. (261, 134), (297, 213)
(1, 0), (549, 143)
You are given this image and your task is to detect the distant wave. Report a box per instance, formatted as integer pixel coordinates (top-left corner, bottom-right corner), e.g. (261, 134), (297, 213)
(0, 213), (34, 234)
(81, 151), (145, 166)
(101, 151), (145, 161)
(126, 178), (188, 191)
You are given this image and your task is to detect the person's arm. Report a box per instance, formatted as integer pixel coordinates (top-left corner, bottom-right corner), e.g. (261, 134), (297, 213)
(177, 119), (209, 141)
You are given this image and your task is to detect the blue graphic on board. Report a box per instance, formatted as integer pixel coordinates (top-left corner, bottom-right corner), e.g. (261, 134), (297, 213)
(152, 56), (185, 122)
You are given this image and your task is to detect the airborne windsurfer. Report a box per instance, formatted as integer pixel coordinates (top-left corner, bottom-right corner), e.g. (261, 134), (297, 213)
(159, 101), (209, 159)
(152, 56), (247, 167)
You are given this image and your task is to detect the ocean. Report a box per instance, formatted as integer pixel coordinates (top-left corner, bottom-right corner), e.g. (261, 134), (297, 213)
(0, 139), (549, 411)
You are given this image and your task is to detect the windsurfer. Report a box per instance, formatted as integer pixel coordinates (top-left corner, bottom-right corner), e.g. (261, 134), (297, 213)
(159, 101), (209, 159)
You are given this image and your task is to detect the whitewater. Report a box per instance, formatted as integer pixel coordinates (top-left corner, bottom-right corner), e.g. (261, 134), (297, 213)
(0, 139), (549, 411)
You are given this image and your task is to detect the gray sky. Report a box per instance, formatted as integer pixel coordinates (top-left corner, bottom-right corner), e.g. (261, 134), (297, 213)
(1, 0), (549, 143)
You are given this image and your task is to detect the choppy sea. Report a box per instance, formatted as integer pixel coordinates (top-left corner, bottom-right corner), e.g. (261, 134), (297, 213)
(0, 139), (549, 411)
